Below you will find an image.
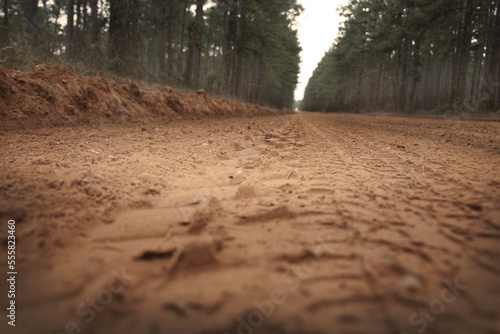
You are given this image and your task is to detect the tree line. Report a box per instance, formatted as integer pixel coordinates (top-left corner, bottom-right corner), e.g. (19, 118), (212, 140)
(302, 0), (500, 113)
(0, 0), (302, 109)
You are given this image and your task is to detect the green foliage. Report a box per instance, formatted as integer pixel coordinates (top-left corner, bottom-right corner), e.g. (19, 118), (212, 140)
(0, 0), (302, 109)
(203, 0), (302, 108)
(0, 45), (33, 70)
(302, 0), (500, 113)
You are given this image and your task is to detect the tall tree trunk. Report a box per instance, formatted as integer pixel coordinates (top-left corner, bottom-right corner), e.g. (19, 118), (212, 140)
(421, 52), (431, 109)
(398, 38), (410, 111)
(470, 43), (483, 102)
(408, 39), (421, 112)
(75, 0), (82, 54)
(234, 0), (248, 97)
(368, 50), (375, 108)
(374, 63), (383, 109)
(194, 1), (205, 86)
(3, 0), (7, 28)
(166, 0), (176, 77)
(393, 48), (400, 111)
(450, 0), (474, 105)
(450, 23), (462, 103)
(109, 0), (130, 72)
(184, 0), (204, 87)
(81, 0), (89, 52)
(2, 0), (9, 43)
(83, 0), (89, 32)
(21, 0), (39, 48)
(225, 0), (238, 90)
(489, 0), (500, 110)
(66, 0), (74, 57)
(52, 2), (61, 53)
(356, 53), (364, 112)
(40, 0), (51, 53)
(177, 0), (187, 78)
(109, 0), (140, 73)
(435, 62), (442, 106)
(90, 0), (98, 44)
(89, 0), (99, 66)
(456, 0), (474, 105)
(496, 53), (500, 112)
(129, 0), (140, 72)
(157, 0), (167, 78)
(23, 0), (39, 27)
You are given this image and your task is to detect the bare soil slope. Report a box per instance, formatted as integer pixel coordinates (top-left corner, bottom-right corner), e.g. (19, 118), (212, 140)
(0, 67), (499, 334)
(0, 64), (280, 130)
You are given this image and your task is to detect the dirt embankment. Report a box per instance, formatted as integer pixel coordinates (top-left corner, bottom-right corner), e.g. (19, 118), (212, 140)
(0, 64), (283, 129)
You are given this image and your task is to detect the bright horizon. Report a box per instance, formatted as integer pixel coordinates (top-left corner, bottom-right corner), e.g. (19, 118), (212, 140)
(294, 0), (349, 101)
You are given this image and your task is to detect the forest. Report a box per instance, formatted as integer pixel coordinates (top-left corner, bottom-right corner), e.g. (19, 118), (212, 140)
(301, 0), (500, 114)
(0, 0), (302, 109)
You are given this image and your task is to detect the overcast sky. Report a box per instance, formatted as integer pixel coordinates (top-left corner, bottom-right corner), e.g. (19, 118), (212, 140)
(294, 0), (349, 101)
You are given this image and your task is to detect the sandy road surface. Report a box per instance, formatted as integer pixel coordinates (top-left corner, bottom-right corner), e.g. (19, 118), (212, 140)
(1, 112), (500, 334)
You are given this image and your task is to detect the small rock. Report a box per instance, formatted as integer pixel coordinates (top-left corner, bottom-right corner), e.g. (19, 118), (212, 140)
(196, 89), (207, 98)
(170, 239), (222, 273)
(398, 274), (421, 292)
(229, 172), (245, 185)
(163, 303), (186, 317)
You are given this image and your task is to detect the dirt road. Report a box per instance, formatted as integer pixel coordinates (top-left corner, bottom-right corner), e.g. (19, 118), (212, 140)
(1, 111), (499, 334)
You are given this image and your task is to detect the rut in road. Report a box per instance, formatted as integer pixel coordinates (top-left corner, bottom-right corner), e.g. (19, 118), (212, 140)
(3, 112), (499, 334)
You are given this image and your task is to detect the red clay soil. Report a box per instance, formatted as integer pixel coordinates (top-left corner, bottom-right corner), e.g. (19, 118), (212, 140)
(0, 66), (500, 334)
(0, 63), (282, 130)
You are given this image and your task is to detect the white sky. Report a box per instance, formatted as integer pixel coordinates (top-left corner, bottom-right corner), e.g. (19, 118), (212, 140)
(294, 0), (349, 101)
